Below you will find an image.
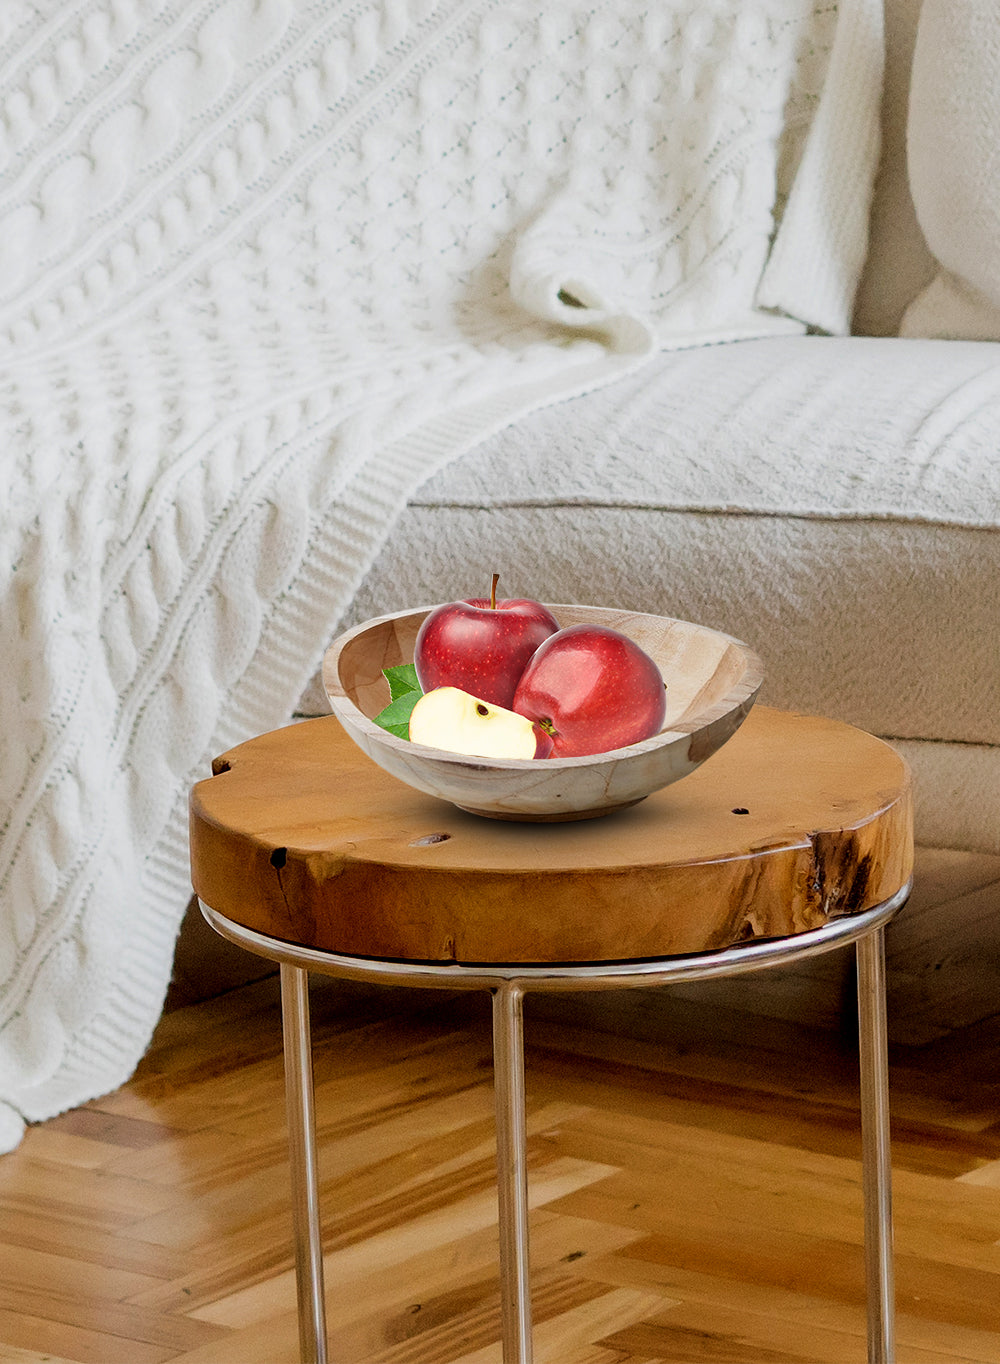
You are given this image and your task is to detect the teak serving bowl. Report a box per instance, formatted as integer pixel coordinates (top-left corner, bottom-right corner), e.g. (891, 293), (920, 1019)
(323, 604), (764, 821)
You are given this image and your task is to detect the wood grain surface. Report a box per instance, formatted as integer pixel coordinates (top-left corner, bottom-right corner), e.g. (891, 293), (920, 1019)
(189, 706), (912, 963)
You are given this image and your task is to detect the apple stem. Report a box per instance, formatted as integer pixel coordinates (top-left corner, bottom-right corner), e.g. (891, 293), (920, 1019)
(490, 572), (499, 610)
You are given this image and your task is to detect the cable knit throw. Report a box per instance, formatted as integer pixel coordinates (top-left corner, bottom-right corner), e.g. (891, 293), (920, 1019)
(0, 0), (882, 1150)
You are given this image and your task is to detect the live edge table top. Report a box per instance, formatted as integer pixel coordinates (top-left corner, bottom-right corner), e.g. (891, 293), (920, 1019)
(188, 706), (913, 965)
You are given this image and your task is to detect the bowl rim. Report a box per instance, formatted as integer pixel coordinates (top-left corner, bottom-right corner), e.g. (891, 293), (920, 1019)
(323, 603), (765, 770)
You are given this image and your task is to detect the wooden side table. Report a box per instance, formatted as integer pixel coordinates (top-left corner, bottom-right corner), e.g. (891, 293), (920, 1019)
(189, 705), (912, 1364)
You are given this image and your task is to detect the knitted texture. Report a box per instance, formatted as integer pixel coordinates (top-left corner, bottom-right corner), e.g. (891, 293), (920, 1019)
(0, 0), (880, 1148)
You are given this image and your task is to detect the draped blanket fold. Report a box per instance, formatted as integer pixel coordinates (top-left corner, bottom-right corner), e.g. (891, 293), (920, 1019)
(0, 0), (881, 1149)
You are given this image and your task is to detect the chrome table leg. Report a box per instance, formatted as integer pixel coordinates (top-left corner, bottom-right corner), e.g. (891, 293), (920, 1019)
(281, 962), (329, 1364)
(857, 927), (896, 1364)
(201, 891), (905, 1364)
(492, 981), (533, 1364)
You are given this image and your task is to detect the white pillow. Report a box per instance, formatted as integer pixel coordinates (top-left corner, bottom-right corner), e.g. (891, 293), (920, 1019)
(901, 0), (1000, 339)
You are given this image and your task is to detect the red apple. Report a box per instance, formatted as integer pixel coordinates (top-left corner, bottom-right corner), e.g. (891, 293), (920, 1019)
(414, 575), (560, 708)
(512, 623), (666, 757)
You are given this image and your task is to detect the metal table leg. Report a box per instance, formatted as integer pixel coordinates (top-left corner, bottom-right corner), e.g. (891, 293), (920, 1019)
(201, 894), (904, 1364)
(281, 963), (329, 1364)
(856, 928), (896, 1364)
(492, 981), (533, 1364)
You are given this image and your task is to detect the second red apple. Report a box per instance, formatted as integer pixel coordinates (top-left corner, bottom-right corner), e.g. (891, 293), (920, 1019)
(512, 623), (666, 757)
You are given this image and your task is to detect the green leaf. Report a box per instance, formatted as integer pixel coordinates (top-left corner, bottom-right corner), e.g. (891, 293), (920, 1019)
(374, 690), (423, 728)
(372, 664), (423, 738)
(375, 718), (412, 740)
(383, 662), (421, 702)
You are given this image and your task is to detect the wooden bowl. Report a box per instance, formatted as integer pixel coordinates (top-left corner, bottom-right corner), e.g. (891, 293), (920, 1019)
(323, 605), (764, 821)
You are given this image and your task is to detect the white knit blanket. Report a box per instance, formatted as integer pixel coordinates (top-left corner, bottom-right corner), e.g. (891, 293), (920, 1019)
(0, 0), (881, 1149)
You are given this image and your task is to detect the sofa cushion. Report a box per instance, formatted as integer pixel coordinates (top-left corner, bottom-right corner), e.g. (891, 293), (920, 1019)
(311, 333), (1000, 849)
(852, 0), (936, 336)
(901, 0), (1000, 340)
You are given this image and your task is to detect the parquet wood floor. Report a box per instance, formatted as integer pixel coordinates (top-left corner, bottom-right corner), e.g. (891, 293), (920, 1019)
(2, 848), (1000, 1363)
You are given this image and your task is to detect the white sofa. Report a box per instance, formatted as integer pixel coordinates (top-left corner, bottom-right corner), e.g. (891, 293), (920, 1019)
(2, 0), (998, 1150)
(173, 0), (1000, 1019)
(305, 0), (1000, 859)
(284, 0), (1000, 1046)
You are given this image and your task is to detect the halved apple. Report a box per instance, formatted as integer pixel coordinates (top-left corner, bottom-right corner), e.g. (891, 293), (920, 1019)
(408, 687), (554, 759)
